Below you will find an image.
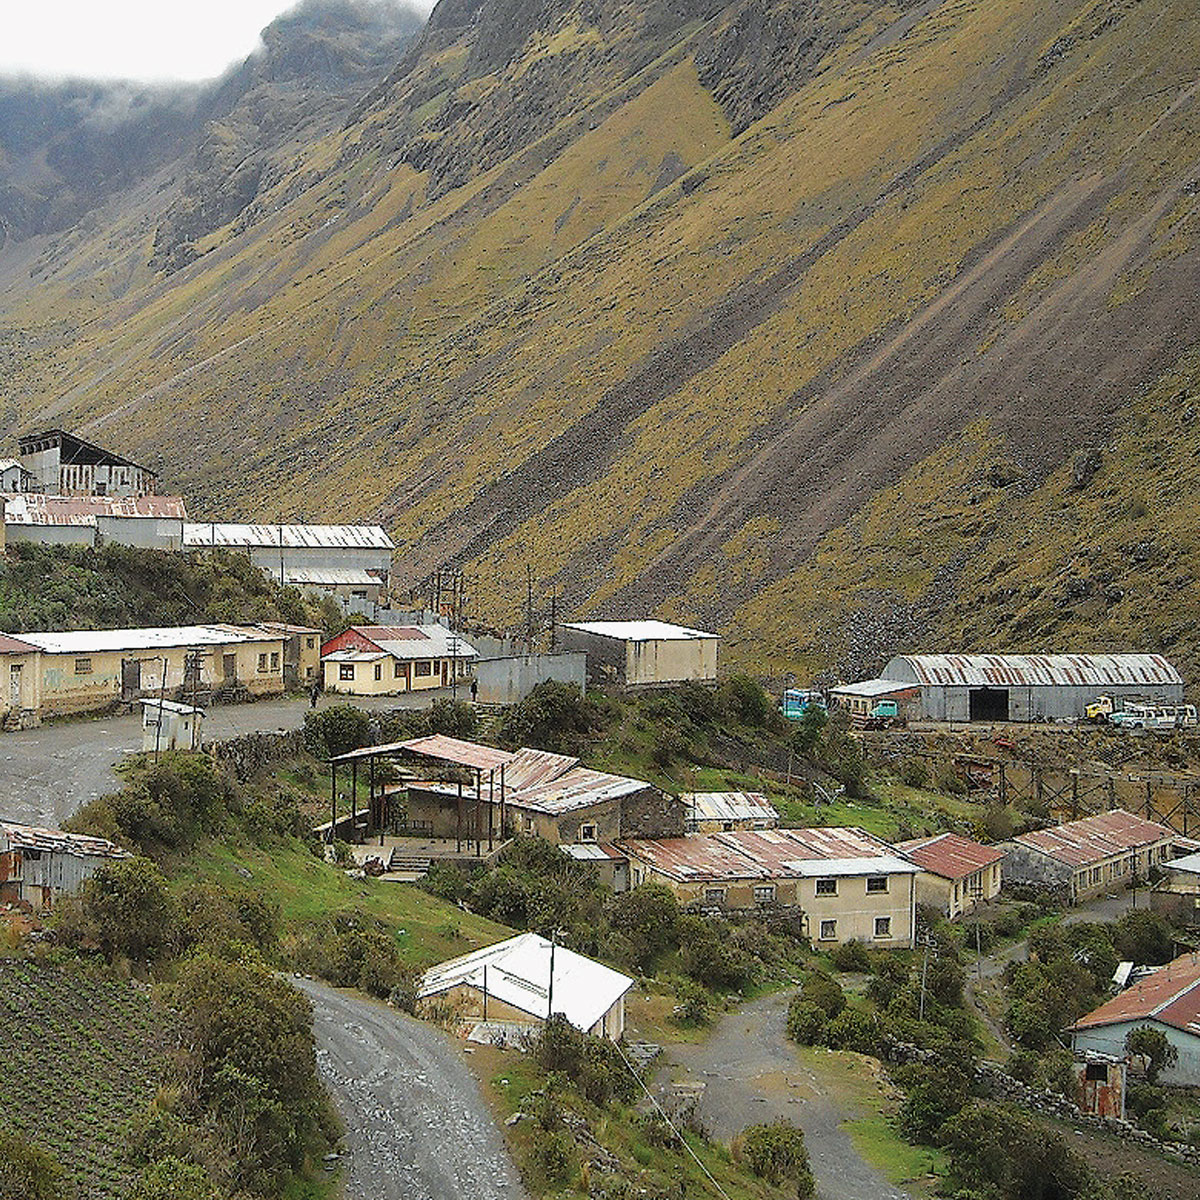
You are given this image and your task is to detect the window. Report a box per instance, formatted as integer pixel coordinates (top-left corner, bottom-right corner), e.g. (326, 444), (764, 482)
(394, 661), (403, 678)
(874, 916), (892, 939)
(580, 823), (597, 843)
(270, 652), (280, 670)
(374, 664), (382, 681)
(818, 919), (837, 941)
(815, 878), (837, 895)
(306, 637), (315, 649)
(414, 661), (432, 677)
(703, 888), (727, 906)
(1084, 1063), (1108, 1083)
(74, 657), (92, 675)
(866, 875), (888, 893)
(305, 666), (314, 678)
(257, 653), (268, 672)
(339, 664), (355, 681)
(754, 884), (776, 904)
(953, 882), (959, 903)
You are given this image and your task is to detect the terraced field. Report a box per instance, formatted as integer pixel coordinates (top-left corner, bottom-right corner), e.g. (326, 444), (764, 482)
(0, 959), (178, 1199)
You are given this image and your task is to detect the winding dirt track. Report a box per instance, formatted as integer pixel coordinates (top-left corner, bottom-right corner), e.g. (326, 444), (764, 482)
(295, 977), (527, 1200)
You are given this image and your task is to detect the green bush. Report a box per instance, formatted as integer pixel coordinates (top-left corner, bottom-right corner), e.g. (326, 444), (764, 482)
(785, 998), (828, 1045)
(825, 1008), (879, 1054)
(899, 759), (930, 788)
(829, 939), (871, 973)
(528, 1128), (574, 1186)
(736, 1122), (814, 1195)
(0, 1130), (64, 1200)
(127, 1157), (218, 1200)
(531, 1016), (637, 1106)
(496, 681), (608, 755)
(427, 698), (478, 739)
(717, 675), (775, 728)
(1125, 1026), (1179, 1084)
(896, 1057), (972, 1144)
(671, 978), (711, 1026)
(74, 855), (177, 962)
(303, 704), (371, 759)
(799, 972), (846, 1019)
(1113, 910), (1174, 965)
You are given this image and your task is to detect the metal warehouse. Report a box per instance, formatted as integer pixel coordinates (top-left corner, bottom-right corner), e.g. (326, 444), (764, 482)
(881, 653), (1184, 722)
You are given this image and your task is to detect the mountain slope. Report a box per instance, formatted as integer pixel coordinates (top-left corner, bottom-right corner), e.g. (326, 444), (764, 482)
(1, 0), (1198, 680)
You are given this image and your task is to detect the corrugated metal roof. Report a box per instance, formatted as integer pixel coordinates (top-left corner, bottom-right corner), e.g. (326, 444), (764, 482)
(183, 522), (395, 550)
(512, 767), (652, 815)
(0, 633), (39, 656)
(140, 698), (203, 715)
(323, 649), (389, 662)
(504, 747), (580, 791)
(886, 653), (1183, 688)
(829, 678), (919, 698)
(286, 568), (381, 586)
(785, 855), (920, 878)
(17, 624), (282, 655)
(897, 833), (1007, 880)
(1072, 953), (1200, 1035)
(620, 835), (774, 880)
(559, 842), (626, 862)
(1166, 852), (1200, 876)
(1013, 809), (1175, 867)
(256, 622), (322, 635)
(327, 626), (478, 661)
(419, 932), (633, 1032)
(563, 620), (719, 641)
(3, 493), (187, 525)
(399, 734), (515, 773)
(0, 821), (129, 860)
(684, 792), (779, 824)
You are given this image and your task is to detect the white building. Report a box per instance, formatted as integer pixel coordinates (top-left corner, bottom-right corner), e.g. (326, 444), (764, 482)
(140, 698), (204, 753)
(560, 619), (719, 686)
(3, 493), (187, 550)
(418, 932), (633, 1041)
(17, 429), (157, 497)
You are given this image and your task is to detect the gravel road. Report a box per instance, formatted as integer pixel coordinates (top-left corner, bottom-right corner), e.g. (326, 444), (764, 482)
(295, 977), (526, 1200)
(0, 691), (449, 829)
(661, 990), (911, 1200)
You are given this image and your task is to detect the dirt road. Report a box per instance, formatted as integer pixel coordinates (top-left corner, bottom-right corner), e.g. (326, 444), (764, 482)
(294, 977), (526, 1200)
(660, 990), (912, 1200)
(0, 691), (448, 829)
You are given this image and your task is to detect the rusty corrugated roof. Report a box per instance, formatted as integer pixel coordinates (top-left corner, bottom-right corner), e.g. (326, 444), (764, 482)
(897, 832), (1006, 880)
(0, 821), (129, 859)
(1072, 953), (1200, 1035)
(684, 792), (779, 824)
(504, 748), (580, 791)
(3, 493), (187, 525)
(399, 734), (515, 772)
(1014, 809), (1175, 867)
(512, 767), (652, 815)
(887, 653), (1183, 688)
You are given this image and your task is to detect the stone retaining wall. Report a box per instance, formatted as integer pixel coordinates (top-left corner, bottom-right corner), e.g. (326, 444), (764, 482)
(211, 729), (305, 782)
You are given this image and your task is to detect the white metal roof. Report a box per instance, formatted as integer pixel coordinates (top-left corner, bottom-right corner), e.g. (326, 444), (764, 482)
(140, 698), (203, 715)
(885, 653), (1183, 689)
(419, 932), (633, 1032)
(323, 649), (389, 662)
(684, 792), (779, 823)
(559, 842), (627, 862)
(784, 855), (921, 877)
(16, 624), (282, 655)
(183, 522), (395, 550)
(563, 619), (719, 642)
(285, 568), (382, 586)
(1166, 852), (1200, 876)
(830, 678), (917, 698)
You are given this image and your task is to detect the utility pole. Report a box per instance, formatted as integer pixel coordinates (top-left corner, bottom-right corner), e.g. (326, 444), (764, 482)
(525, 565), (534, 654)
(153, 656), (168, 763)
(278, 520), (285, 587)
(549, 590), (557, 651)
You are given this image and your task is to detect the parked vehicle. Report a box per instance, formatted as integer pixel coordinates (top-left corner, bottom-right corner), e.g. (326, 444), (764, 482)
(1085, 695), (1115, 722)
(863, 699), (903, 730)
(782, 688), (825, 721)
(1110, 704), (1176, 731)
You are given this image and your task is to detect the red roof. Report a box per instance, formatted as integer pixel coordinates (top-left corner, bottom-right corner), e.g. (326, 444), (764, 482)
(1014, 809), (1174, 868)
(0, 633), (38, 655)
(898, 833), (1006, 880)
(1072, 953), (1200, 1036)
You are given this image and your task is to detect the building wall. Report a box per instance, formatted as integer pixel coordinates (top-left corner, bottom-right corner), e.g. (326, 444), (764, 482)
(0, 847), (111, 912)
(474, 652), (586, 705)
(422, 981), (625, 1041)
(95, 515), (183, 550)
(324, 654), (463, 695)
(0, 651), (43, 722)
(1072, 1020), (1200, 1087)
(831, 688), (922, 719)
(1151, 879), (1200, 925)
(1002, 839), (1172, 902)
(622, 786), (686, 838)
(294, 580), (384, 610)
(903, 680), (1185, 723)
(297, 633), (321, 682)
(5, 523), (95, 548)
(239, 544), (391, 585)
(624, 637), (718, 686)
(918, 862), (1003, 918)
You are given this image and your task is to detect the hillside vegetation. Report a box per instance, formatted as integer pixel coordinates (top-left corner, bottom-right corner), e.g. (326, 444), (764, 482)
(0, 0), (1197, 679)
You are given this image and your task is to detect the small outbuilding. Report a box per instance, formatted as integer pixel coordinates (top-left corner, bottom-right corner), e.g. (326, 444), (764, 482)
(898, 832), (1005, 918)
(418, 932), (633, 1041)
(1000, 809), (1175, 903)
(828, 678), (921, 720)
(140, 698), (204, 753)
(879, 653), (1183, 723)
(684, 792), (779, 833)
(0, 822), (129, 912)
(560, 619), (719, 686)
(1070, 953), (1200, 1087)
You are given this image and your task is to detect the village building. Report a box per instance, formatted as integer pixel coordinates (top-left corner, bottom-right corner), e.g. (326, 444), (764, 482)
(256, 622), (322, 687)
(12, 624), (287, 717)
(1150, 850), (1200, 928)
(0, 459), (35, 492)
(828, 678), (921, 720)
(1070, 953), (1200, 1087)
(0, 822), (128, 912)
(618, 826), (921, 947)
(560, 619), (719, 686)
(897, 832), (1005, 918)
(183, 523), (394, 605)
(321, 625), (477, 695)
(17, 429), (157, 497)
(140, 699), (204, 753)
(418, 932), (633, 1041)
(2, 493), (188, 550)
(1000, 809), (1176, 903)
(0, 633), (43, 729)
(684, 791), (779, 833)
(874, 653), (1183, 723)
(559, 842), (630, 890)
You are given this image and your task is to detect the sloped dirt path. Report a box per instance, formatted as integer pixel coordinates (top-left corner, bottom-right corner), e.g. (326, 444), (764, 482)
(658, 990), (912, 1200)
(294, 977), (527, 1200)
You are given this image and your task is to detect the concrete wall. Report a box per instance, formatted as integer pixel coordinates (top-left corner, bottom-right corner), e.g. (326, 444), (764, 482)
(95, 515), (183, 550)
(5, 523), (95, 547)
(624, 637), (718, 686)
(324, 654), (467, 695)
(916, 862), (1003, 918)
(475, 652), (586, 705)
(0, 651), (42, 723)
(1001, 838), (1172, 903)
(1073, 1020), (1200, 1087)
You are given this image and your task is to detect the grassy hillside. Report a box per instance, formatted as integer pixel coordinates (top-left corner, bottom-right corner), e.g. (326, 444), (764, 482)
(1, 0), (1197, 679)
(0, 959), (178, 1200)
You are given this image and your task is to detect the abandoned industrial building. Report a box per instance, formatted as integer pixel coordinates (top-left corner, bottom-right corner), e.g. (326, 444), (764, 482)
(1000, 809), (1176, 903)
(897, 832), (1005, 918)
(0, 822), (128, 912)
(847, 653), (1184, 722)
(560, 619), (719, 686)
(419, 932), (634, 1041)
(15, 429), (157, 497)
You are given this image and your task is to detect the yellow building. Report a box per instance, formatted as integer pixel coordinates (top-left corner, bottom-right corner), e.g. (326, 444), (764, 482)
(321, 625), (477, 695)
(897, 833), (1005, 918)
(560, 620), (719, 686)
(0, 633), (43, 727)
(257, 622), (322, 687)
(16, 624), (286, 717)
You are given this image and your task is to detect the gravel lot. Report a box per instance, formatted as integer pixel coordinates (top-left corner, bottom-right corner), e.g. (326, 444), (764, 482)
(295, 978), (526, 1200)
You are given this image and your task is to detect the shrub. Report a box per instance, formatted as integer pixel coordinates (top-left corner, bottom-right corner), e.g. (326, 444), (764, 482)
(786, 998), (828, 1045)
(496, 682), (607, 755)
(799, 972), (846, 1019)
(825, 1008), (878, 1054)
(77, 855), (177, 962)
(671, 978), (711, 1026)
(1125, 1026), (1179, 1084)
(735, 1122), (814, 1195)
(427, 699), (478, 739)
(0, 1130), (64, 1200)
(303, 704), (370, 759)
(532, 1016), (637, 1106)
(127, 1157), (218, 1200)
(899, 759), (930, 788)
(528, 1128), (574, 1186)
(792, 705), (828, 756)
(1126, 1084), (1169, 1137)
(678, 915), (757, 990)
(829, 939), (871, 973)
(1112, 910), (1174, 965)
(608, 884), (681, 973)
(717, 675), (775, 728)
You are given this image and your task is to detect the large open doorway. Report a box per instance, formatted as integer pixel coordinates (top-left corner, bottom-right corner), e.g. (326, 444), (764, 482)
(121, 658), (141, 700)
(968, 688), (1009, 721)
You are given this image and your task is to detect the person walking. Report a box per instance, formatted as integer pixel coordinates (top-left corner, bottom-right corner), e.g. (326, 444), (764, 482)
(310, 679), (321, 708)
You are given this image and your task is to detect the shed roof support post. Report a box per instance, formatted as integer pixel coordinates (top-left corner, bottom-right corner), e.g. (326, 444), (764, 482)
(369, 754), (376, 835)
(329, 762), (337, 842)
(456, 778), (463, 854)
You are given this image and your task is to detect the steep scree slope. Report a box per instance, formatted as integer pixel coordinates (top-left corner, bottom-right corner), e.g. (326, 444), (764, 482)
(0, 0), (1198, 680)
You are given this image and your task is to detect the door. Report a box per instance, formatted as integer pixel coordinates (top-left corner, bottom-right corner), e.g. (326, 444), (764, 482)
(441, 661), (448, 686)
(968, 688), (1009, 721)
(121, 658), (141, 700)
(9, 664), (21, 707)
(223, 653), (237, 681)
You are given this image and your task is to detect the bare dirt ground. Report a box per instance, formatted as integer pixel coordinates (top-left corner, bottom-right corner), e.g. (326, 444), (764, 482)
(657, 989), (913, 1200)
(294, 977), (527, 1200)
(0, 690), (450, 829)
